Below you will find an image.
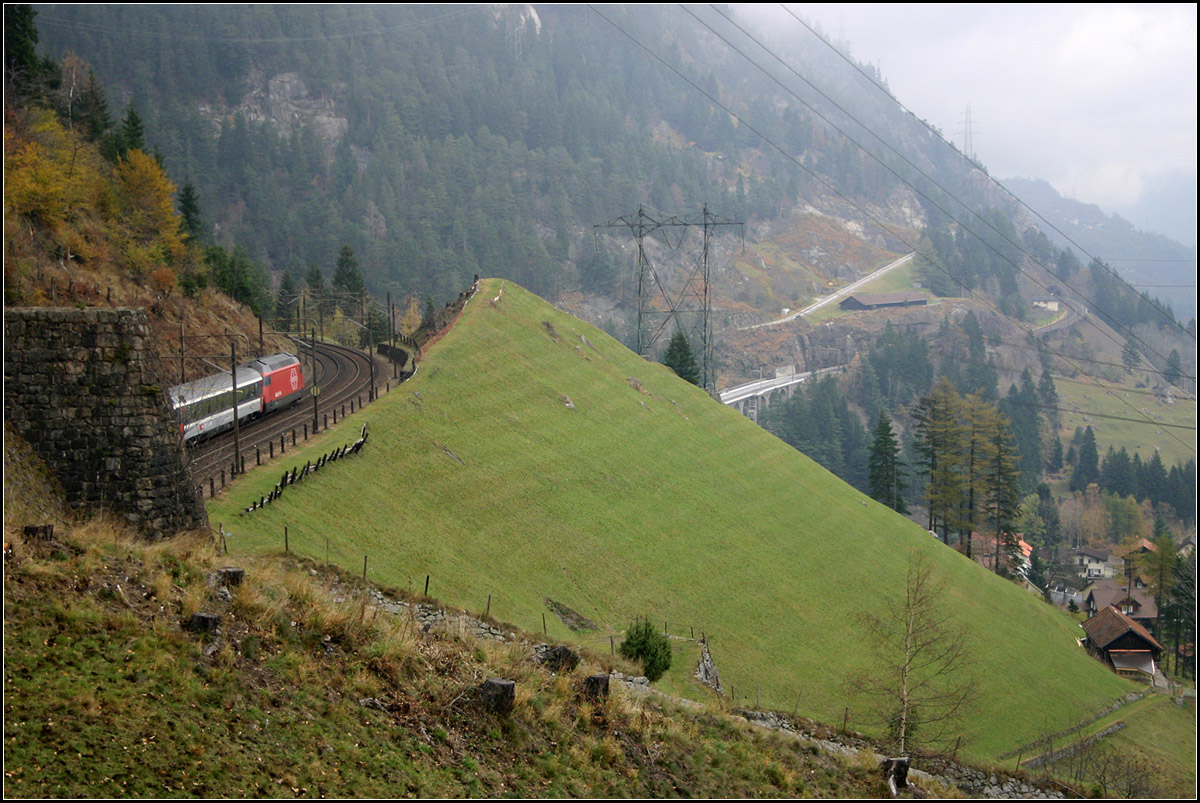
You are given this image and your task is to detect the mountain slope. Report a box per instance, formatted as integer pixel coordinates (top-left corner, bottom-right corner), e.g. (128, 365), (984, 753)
(1002, 177), (1196, 321)
(209, 278), (1135, 761)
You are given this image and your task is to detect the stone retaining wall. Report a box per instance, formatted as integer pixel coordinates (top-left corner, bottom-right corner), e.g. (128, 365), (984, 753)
(4, 307), (207, 536)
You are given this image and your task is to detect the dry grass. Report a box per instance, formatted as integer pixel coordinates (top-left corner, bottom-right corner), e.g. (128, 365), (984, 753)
(2, 502), (1156, 798)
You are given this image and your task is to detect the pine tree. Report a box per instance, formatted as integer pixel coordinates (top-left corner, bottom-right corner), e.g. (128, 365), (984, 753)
(1164, 349), (1183, 386)
(177, 181), (204, 241)
(1142, 522), (1178, 636)
(304, 263), (327, 319)
(109, 104), (145, 161)
(4, 4), (56, 103)
(276, 271), (298, 329)
(912, 378), (966, 542)
(868, 411), (908, 514)
(980, 409), (1021, 575)
(1047, 436), (1063, 474)
(1069, 426), (1099, 492)
(1037, 368), (1059, 428)
(662, 330), (700, 386)
(959, 395), (1002, 557)
(331, 244), (365, 312)
(1002, 370), (1041, 495)
(1122, 339), (1141, 372)
(79, 69), (110, 140)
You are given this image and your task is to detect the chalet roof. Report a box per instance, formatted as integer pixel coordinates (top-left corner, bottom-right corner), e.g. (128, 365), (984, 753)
(843, 291), (926, 306)
(1084, 579), (1158, 619)
(969, 533), (1032, 559)
(1121, 538), (1158, 556)
(1073, 547), (1110, 561)
(1081, 606), (1163, 652)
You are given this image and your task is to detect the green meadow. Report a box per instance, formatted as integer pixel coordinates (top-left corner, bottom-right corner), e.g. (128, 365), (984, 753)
(1053, 375), (1196, 470)
(211, 278), (1140, 762)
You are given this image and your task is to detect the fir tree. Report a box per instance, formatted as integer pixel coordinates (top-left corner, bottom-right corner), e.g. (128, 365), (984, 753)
(276, 271), (298, 329)
(1122, 339), (1141, 372)
(331, 244), (365, 312)
(662, 330), (700, 386)
(109, 104), (145, 160)
(177, 181), (204, 241)
(868, 411), (908, 514)
(1164, 349), (1183, 386)
(1037, 368), (1059, 428)
(981, 411), (1021, 575)
(1069, 426), (1099, 492)
(912, 377), (966, 542)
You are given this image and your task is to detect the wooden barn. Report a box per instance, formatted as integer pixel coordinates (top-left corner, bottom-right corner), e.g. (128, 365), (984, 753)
(838, 291), (927, 312)
(1080, 605), (1163, 679)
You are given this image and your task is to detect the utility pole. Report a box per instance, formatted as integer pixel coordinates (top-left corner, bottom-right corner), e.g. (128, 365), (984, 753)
(231, 343), (241, 475)
(311, 327), (319, 433)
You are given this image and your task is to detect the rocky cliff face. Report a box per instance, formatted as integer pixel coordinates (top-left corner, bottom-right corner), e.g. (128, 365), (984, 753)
(197, 70), (348, 145)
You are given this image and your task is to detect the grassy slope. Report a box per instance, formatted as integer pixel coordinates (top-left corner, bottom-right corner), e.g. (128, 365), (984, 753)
(2, 522), (905, 799)
(210, 278), (1136, 761)
(1052, 376), (1196, 470)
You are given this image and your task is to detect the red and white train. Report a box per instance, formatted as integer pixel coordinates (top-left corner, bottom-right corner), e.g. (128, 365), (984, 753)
(169, 352), (307, 443)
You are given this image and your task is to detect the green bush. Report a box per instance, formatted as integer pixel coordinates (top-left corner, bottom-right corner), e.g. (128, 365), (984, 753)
(618, 619), (672, 682)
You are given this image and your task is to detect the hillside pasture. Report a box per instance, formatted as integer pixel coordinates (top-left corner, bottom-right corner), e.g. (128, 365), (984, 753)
(210, 279), (1139, 762)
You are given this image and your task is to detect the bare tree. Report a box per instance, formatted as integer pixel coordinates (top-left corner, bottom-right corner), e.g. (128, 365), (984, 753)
(853, 550), (976, 756)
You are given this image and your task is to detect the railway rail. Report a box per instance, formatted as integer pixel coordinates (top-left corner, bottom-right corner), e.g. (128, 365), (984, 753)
(185, 339), (402, 498)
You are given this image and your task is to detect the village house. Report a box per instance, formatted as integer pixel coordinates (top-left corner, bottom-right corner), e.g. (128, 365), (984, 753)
(1080, 605), (1163, 680)
(1070, 546), (1120, 580)
(1082, 577), (1159, 635)
(968, 533), (1040, 593)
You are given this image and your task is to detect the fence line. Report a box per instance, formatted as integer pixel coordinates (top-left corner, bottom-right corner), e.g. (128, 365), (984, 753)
(240, 424), (369, 514)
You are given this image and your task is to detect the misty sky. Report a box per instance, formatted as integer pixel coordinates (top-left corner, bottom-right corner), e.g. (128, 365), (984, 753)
(734, 4), (1197, 246)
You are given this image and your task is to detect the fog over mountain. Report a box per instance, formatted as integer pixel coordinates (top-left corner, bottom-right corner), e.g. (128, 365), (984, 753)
(1002, 177), (1196, 321)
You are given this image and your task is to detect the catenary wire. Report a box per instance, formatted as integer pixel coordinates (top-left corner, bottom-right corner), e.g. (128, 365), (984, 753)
(585, 4), (1194, 456)
(774, 3), (1194, 341)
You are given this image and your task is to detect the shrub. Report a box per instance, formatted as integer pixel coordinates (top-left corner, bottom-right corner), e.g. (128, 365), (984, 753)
(618, 619), (672, 682)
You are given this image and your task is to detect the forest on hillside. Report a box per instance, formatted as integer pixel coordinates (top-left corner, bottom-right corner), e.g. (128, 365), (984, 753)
(33, 3), (1020, 306)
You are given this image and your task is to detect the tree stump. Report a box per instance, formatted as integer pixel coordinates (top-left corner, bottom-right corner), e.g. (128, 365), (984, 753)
(218, 568), (245, 587)
(186, 612), (221, 633)
(479, 678), (515, 715)
(881, 757), (910, 796)
(537, 645), (580, 673)
(23, 524), (54, 541)
(583, 674), (610, 701)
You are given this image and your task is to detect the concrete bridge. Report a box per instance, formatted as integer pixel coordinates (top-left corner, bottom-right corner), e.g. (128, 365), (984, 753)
(719, 364), (845, 422)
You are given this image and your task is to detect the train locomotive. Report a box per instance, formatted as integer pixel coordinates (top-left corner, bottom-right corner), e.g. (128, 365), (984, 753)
(169, 352), (307, 443)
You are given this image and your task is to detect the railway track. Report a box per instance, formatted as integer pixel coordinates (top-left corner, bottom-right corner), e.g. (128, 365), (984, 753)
(186, 339), (401, 497)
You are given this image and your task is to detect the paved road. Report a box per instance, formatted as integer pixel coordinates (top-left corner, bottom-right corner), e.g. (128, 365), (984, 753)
(1031, 299), (1084, 335)
(739, 252), (916, 331)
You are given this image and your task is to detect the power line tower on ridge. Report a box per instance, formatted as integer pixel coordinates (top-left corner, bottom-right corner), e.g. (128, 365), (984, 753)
(959, 104), (978, 163)
(595, 205), (742, 393)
